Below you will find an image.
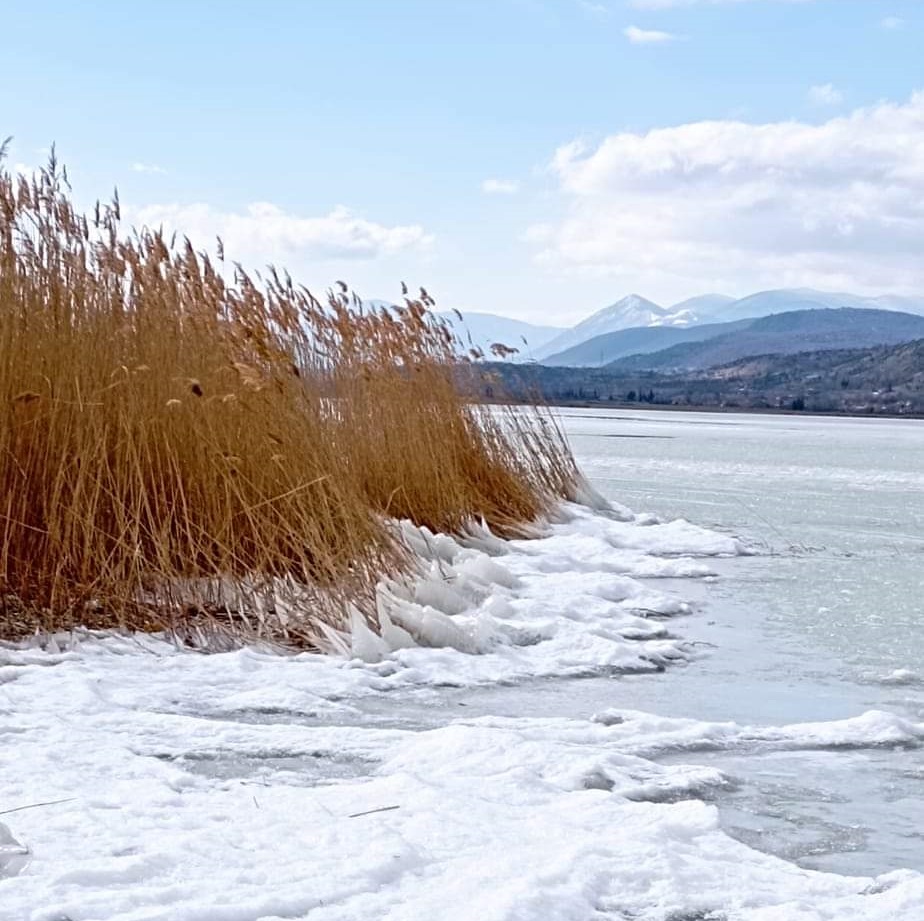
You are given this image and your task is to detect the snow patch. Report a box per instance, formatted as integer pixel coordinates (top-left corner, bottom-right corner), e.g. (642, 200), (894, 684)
(2, 504), (922, 919)
(591, 709), (924, 757)
(876, 668), (921, 687)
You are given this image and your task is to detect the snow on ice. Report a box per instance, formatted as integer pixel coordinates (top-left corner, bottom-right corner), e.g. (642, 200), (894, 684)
(1, 503), (922, 920)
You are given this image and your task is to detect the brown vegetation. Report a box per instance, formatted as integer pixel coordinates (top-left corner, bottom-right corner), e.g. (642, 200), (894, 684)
(0, 147), (578, 646)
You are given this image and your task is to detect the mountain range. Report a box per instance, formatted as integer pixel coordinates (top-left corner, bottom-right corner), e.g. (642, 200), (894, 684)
(608, 308), (924, 372)
(473, 334), (924, 416)
(541, 318), (755, 368)
(433, 288), (924, 367)
(434, 311), (563, 359)
(532, 294), (696, 360)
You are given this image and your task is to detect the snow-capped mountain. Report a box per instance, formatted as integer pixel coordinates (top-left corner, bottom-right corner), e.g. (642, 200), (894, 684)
(609, 306), (924, 372)
(534, 295), (693, 361)
(668, 293), (736, 319)
(535, 288), (924, 365)
(373, 288), (924, 366)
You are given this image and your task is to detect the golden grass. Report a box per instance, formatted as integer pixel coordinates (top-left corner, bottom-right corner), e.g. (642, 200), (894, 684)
(321, 289), (579, 536)
(0, 147), (578, 647)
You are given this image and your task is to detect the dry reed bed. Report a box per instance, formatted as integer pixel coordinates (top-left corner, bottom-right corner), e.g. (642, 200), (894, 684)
(0, 148), (578, 648)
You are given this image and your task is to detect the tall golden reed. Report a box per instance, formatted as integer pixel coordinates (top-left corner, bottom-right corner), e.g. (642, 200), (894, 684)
(0, 147), (577, 647)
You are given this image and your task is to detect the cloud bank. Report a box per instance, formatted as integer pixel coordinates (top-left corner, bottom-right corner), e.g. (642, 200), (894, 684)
(532, 93), (924, 296)
(132, 202), (433, 263)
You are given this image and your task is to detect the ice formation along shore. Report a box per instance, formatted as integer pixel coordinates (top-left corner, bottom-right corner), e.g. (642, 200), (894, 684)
(2, 502), (923, 920)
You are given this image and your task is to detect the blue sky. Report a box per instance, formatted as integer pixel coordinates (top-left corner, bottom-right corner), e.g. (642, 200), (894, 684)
(3, 0), (923, 325)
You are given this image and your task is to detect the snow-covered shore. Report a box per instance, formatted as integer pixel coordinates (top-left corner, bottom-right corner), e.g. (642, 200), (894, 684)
(2, 504), (923, 920)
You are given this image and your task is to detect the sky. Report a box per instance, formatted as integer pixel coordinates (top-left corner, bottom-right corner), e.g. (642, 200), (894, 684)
(2, 0), (923, 326)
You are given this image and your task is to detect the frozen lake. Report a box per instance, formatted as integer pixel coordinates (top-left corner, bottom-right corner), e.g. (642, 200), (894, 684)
(5, 408), (924, 919)
(560, 408), (924, 875)
(304, 407), (924, 878)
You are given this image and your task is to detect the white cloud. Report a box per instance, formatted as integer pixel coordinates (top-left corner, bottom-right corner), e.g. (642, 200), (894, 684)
(131, 202), (433, 262)
(131, 162), (167, 175)
(624, 25), (679, 43)
(808, 83), (844, 106)
(482, 178), (521, 195)
(531, 93), (924, 297)
(880, 15), (905, 30)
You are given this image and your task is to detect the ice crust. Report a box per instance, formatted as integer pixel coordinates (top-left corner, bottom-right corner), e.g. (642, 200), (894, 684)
(1, 503), (921, 920)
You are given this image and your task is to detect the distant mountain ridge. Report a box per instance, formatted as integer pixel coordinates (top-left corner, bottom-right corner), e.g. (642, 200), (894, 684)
(669, 293), (736, 319)
(375, 287), (924, 367)
(524, 288), (924, 368)
(469, 335), (924, 415)
(534, 294), (696, 360)
(710, 288), (924, 324)
(435, 311), (564, 360)
(543, 318), (755, 367)
(358, 302), (563, 361)
(709, 337), (924, 392)
(609, 308), (924, 372)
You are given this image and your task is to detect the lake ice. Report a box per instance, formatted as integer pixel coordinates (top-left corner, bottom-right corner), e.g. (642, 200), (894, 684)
(1, 409), (922, 920)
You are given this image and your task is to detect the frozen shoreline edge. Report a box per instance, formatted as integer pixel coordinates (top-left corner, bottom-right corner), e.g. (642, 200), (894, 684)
(2, 502), (923, 921)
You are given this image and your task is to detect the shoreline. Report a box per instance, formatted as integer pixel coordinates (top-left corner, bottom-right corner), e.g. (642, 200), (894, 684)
(533, 399), (924, 422)
(4, 498), (924, 918)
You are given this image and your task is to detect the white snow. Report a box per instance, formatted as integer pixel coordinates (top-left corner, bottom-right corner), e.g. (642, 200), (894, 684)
(876, 668), (921, 686)
(534, 295), (695, 360)
(1, 501), (922, 920)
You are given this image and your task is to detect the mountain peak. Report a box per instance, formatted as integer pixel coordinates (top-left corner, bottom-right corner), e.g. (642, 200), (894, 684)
(516, 287), (924, 365)
(534, 294), (690, 360)
(610, 293), (664, 312)
(621, 293), (660, 307)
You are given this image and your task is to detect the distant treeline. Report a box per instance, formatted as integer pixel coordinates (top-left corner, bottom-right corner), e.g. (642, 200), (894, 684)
(462, 339), (924, 416)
